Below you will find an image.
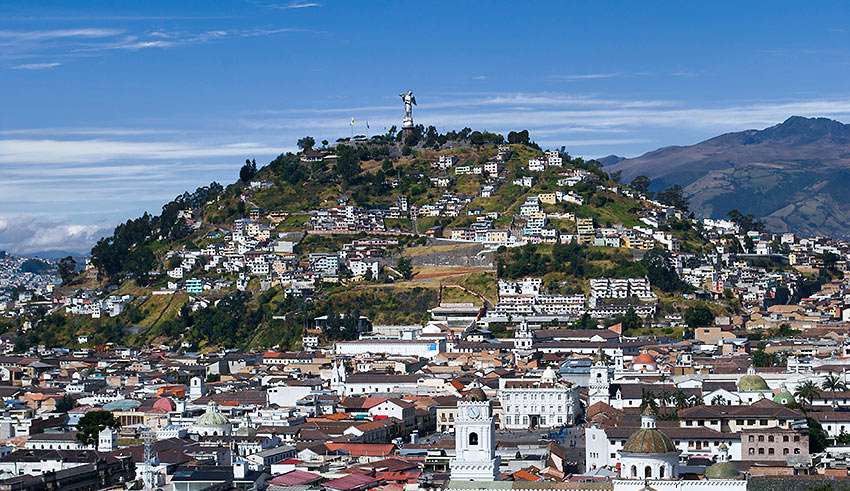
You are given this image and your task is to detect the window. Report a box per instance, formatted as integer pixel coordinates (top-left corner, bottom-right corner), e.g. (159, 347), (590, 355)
(758, 435), (764, 442)
(469, 432), (478, 446)
(768, 436), (774, 443)
(794, 436), (800, 442)
(644, 466), (652, 478)
(758, 448), (764, 455)
(659, 466), (665, 478)
(631, 465), (637, 478)
(506, 416), (512, 425)
(768, 448), (774, 455)
(783, 435), (789, 442)
(783, 448), (789, 455)
(794, 448), (800, 454)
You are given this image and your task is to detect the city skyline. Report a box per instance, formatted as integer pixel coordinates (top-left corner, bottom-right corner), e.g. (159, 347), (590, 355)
(4, 1), (850, 252)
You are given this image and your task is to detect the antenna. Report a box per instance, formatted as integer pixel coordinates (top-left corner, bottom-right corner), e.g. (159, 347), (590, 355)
(142, 427), (159, 490)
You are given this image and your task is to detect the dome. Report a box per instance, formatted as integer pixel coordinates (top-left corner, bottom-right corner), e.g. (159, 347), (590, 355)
(152, 397), (176, 413)
(773, 389), (795, 405)
(632, 353), (657, 368)
(737, 374), (769, 392)
(541, 366), (557, 383)
(196, 402), (230, 427)
(704, 461), (740, 479)
(462, 388), (488, 402)
(622, 427), (677, 454)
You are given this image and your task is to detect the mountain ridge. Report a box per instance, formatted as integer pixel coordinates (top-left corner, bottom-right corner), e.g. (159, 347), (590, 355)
(610, 116), (850, 238)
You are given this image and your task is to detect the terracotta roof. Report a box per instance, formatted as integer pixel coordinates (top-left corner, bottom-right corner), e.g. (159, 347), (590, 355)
(325, 443), (396, 457)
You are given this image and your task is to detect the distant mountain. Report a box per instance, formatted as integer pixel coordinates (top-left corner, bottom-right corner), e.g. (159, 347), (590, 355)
(596, 154), (625, 166)
(610, 116), (850, 238)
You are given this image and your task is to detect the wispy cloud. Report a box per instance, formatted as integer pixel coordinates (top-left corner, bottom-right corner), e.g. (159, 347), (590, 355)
(274, 2), (322, 10)
(0, 138), (284, 164)
(549, 72), (623, 81)
(11, 62), (61, 70)
(0, 28), (123, 42)
(1, 25), (316, 65)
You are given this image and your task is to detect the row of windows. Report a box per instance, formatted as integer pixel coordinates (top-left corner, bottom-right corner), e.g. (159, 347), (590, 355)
(748, 447), (800, 455)
(504, 415), (564, 425)
(746, 434), (800, 443)
(505, 405), (564, 413)
(502, 392), (567, 401)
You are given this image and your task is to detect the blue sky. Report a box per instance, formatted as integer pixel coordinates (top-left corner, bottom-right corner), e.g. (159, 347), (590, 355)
(3, 1), (850, 253)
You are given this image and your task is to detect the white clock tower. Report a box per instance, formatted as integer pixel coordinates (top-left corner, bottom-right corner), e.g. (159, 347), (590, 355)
(588, 349), (611, 407)
(450, 389), (500, 481)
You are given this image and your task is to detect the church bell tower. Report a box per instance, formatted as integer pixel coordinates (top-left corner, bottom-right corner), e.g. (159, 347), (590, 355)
(450, 388), (500, 481)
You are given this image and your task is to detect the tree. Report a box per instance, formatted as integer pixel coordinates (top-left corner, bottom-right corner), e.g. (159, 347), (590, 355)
(321, 139), (329, 148)
(573, 313), (596, 330)
(239, 159), (257, 182)
(639, 390), (659, 413)
(794, 380), (821, 408)
(125, 246), (156, 286)
(807, 418), (829, 453)
(630, 175), (651, 194)
(711, 395), (727, 406)
(76, 411), (120, 445)
(396, 256), (413, 280)
(620, 307), (642, 331)
(57, 256), (77, 285)
(684, 306), (715, 328)
(641, 249), (687, 293)
(297, 136), (316, 151)
(56, 394), (75, 412)
(656, 184), (689, 211)
(727, 209), (764, 232)
(507, 130), (531, 145)
(822, 373), (847, 392)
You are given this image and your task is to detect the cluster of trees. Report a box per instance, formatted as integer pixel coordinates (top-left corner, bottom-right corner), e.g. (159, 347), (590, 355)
(683, 305), (715, 328)
(158, 292), (258, 348)
(76, 411), (120, 445)
(269, 152), (307, 185)
(642, 249), (690, 293)
(239, 159), (258, 182)
(58, 256), (77, 285)
(496, 245), (689, 295)
(334, 144), (392, 184)
(727, 209), (764, 232)
(90, 183), (223, 285)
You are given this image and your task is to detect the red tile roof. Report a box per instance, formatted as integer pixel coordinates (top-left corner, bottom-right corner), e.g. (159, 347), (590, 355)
(325, 443), (396, 457)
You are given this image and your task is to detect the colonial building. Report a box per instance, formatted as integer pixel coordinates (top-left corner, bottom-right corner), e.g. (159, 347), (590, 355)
(498, 366), (580, 429)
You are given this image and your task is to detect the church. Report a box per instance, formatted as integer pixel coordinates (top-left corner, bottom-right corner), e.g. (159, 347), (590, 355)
(445, 388), (746, 491)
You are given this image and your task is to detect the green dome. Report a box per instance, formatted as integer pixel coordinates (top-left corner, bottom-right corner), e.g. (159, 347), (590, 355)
(622, 428), (677, 454)
(704, 462), (740, 479)
(196, 402), (230, 427)
(773, 389), (795, 405)
(737, 374), (769, 392)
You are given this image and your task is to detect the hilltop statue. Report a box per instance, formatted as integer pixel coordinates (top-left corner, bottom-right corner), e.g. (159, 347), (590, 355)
(400, 90), (416, 129)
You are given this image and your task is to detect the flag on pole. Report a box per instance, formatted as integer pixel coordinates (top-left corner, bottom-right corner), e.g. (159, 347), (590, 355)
(350, 117), (355, 127)
(366, 120), (370, 129)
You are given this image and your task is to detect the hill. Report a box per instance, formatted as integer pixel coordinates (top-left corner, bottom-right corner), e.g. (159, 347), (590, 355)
(12, 126), (724, 352)
(610, 116), (850, 238)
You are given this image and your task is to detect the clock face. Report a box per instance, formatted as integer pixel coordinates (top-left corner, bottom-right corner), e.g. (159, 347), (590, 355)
(467, 406), (481, 418)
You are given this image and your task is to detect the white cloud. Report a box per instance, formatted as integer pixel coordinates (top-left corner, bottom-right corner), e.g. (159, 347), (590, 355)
(0, 139), (284, 164)
(0, 215), (109, 254)
(276, 2), (322, 9)
(11, 62), (61, 70)
(0, 28), (124, 42)
(551, 72), (623, 81)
